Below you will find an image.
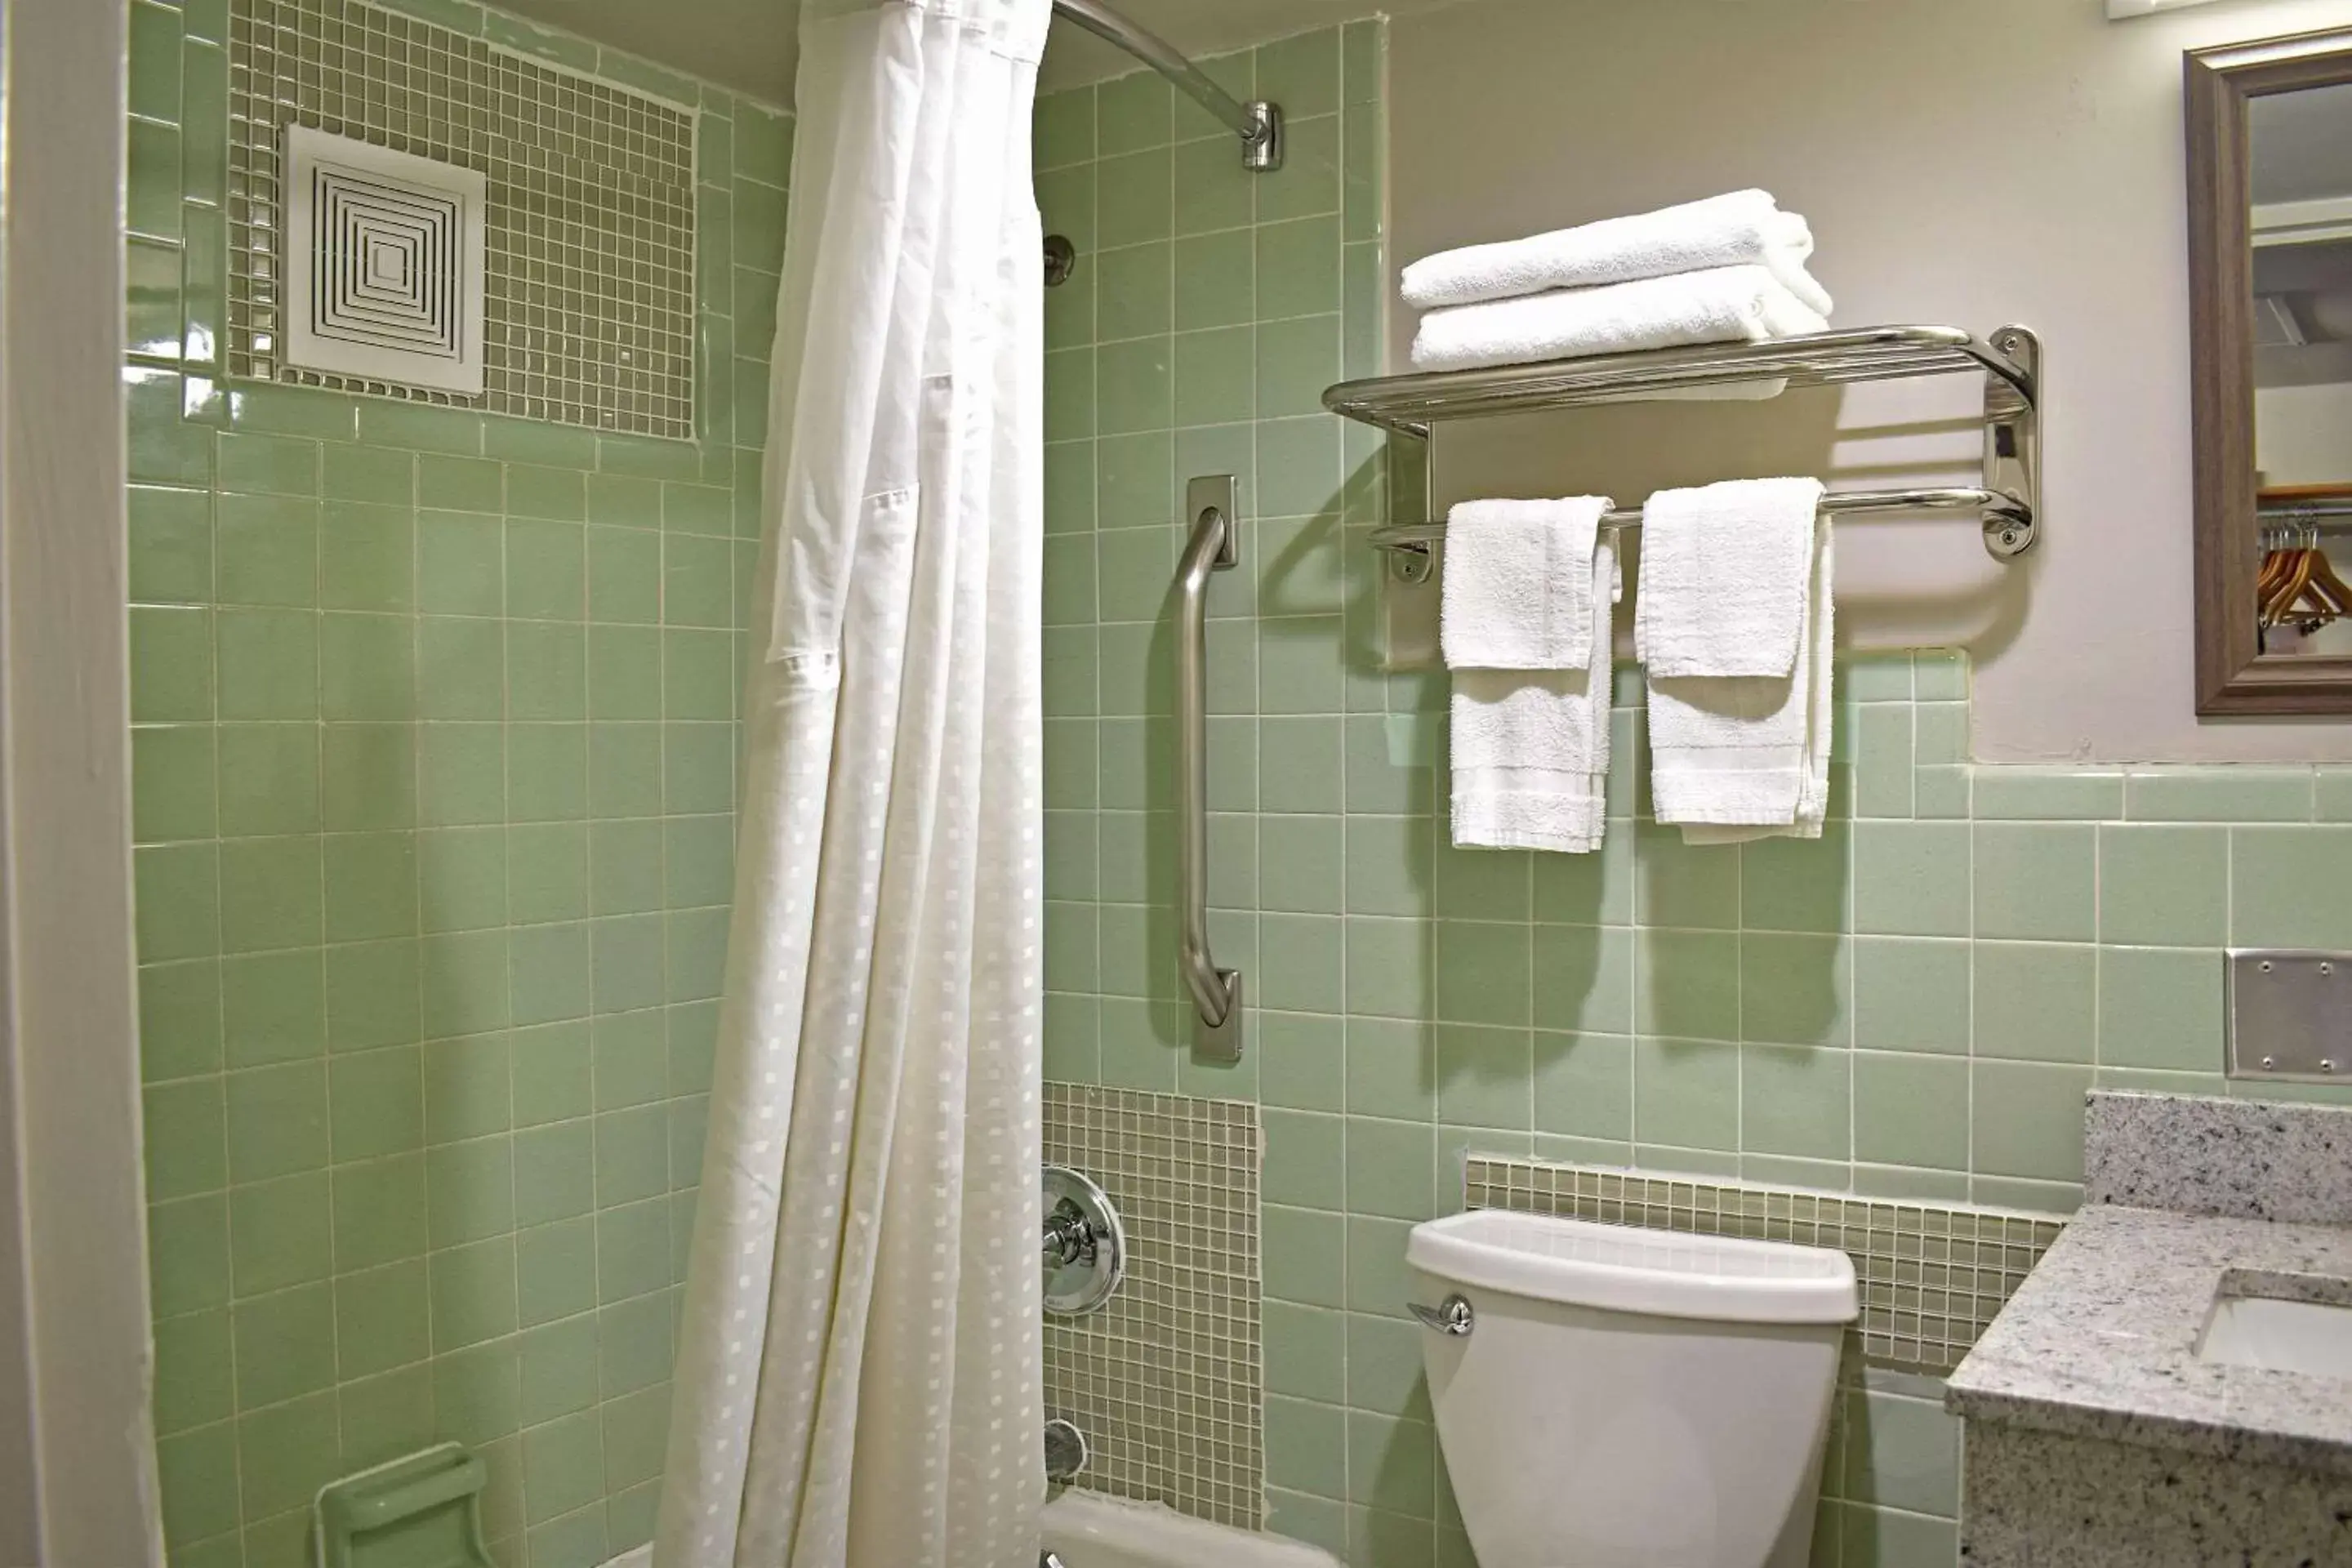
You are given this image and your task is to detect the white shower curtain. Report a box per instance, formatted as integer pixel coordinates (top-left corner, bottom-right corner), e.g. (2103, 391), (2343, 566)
(656, 2), (1049, 1564)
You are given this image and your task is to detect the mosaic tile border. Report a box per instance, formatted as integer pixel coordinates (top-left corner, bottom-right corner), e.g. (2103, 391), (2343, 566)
(227, 0), (697, 435)
(1465, 1155), (2064, 1374)
(1044, 1084), (1264, 1528)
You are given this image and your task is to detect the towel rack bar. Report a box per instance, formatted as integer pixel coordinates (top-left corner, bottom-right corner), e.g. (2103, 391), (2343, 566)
(1326, 323), (2042, 570)
(1368, 486), (2030, 556)
(1322, 326), (2036, 435)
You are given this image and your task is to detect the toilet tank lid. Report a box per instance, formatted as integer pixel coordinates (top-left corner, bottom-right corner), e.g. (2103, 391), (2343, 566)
(1407, 1209), (1859, 1325)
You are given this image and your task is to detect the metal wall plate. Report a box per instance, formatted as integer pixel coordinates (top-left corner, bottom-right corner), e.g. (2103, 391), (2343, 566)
(2227, 950), (2352, 1081)
(1041, 1165), (1126, 1317)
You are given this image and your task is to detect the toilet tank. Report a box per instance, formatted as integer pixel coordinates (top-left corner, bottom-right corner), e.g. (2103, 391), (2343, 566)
(1408, 1209), (1859, 1568)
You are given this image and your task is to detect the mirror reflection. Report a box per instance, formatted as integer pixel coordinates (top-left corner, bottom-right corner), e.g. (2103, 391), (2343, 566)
(2251, 81), (2352, 655)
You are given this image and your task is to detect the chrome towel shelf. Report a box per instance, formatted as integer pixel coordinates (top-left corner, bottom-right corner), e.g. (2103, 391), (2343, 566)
(1321, 324), (2042, 576)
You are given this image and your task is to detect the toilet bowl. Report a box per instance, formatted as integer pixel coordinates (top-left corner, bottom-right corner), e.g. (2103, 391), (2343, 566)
(1407, 1209), (1859, 1568)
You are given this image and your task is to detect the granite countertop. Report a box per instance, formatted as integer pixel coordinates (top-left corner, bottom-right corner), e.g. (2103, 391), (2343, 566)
(1946, 1205), (2352, 1477)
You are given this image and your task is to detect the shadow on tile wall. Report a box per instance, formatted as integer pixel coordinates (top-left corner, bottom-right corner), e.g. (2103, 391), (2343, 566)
(1035, 18), (2352, 1566)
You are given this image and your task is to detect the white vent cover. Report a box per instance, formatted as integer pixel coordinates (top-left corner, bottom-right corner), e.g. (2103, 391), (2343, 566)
(283, 126), (486, 395)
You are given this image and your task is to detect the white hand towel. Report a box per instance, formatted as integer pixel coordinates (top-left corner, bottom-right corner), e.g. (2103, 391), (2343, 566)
(1439, 497), (1611, 670)
(1633, 478), (1826, 679)
(1401, 189), (1834, 317)
(1452, 535), (1620, 853)
(1409, 265), (1829, 376)
(1645, 520), (1835, 839)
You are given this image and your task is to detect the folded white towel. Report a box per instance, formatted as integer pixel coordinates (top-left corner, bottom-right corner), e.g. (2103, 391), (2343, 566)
(1633, 478), (1826, 679)
(1439, 497), (1610, 670)
(1410, 265), (1829, 375)
(1452, 534), (1621, 853)
(1644, 514), (1834, 840)
(1401, 189), (1833, 317)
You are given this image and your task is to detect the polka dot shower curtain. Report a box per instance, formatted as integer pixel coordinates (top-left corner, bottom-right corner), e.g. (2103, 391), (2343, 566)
(656, 2), (1049, 1563)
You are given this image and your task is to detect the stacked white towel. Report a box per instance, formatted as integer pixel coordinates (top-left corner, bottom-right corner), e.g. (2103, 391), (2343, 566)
(1402, 189), (1833, 375)
(1443, 497), (1619, 854)
(1636, 479), (1833, 842)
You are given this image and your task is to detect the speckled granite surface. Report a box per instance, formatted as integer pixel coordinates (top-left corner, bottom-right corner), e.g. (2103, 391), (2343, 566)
(2084, 1091), (2352, 1224)
(1962, 1422), (2352, 1567)
(1947, 1205), (2352, 1476)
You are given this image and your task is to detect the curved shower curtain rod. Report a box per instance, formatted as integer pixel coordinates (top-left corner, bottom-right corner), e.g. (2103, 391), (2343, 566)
(1050, 0), (1285, 171)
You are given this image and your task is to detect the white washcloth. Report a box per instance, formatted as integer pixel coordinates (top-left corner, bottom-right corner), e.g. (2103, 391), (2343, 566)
(1633, 478), (1826, 679)
(1439, 497), (1611, 670)
(1643, 510), (1834, 840)
(1401, 189), (1833, 317)
(1410, 265), (1829, 375)
(1450, 519), (1619, 855)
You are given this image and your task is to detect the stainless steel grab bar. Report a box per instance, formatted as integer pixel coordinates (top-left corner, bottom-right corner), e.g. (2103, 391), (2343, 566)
(1177, 475), (1243, 1063)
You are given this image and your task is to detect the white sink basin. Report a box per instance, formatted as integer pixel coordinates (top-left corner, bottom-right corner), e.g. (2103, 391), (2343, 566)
(2196, 1292), (2352, 1379)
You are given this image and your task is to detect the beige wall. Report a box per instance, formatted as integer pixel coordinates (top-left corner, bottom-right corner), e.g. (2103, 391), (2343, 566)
(1389, 0), (2352, 762)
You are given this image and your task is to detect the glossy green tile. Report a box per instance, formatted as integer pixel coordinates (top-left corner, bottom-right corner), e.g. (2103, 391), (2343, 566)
(212, 837), (318, 963)
(330, 1045), (425, 1161)
(220, 950), (324, 1069)
(145, 1078), (227, 1200)
(2231, 826), (2352, 948)
(430, 1236), (519, 1351)
(216, 492), (319, 606)
(1851, 822), (1969, 938)
(1098, 336), (1174, 434)
(324, 938), (422, 1051)
(1256, 116), (1340, 225)
(2127, 767), (2312, 823)
(1257, 216), (1343, 320)
(1435, 1022), (1532, 1129)
(1851, 937), (1969, 1054)
(2098, 947), (2224, 1073)
(237, 1392), (341, 1522)
(1632, 1036), (1738, 1152)
(1974, 823), (2094, 941)
(129, 485), (215, 605)
(1433, 920), (1529, 1027)
(229, 1171), (332, 1294)
(225, 1060), (329, 1180)
(320, 723), (416, 829)
(1096, 148), (1174, 248)
(320, 501), (413, 612)
(1971, 1059), (2091, 1183)
(1851, 1050), (1969, 1170)
(2099, 825), (2227, 947)
(1741, 933), (1850, 1047)
(140, 960), (225, 1082)
(1635, 929), (1737, 1041)
(218, 433), (320, 498)
(1972, 941), (2095, 1063)
(1740, 1042), (1850, 1159)
(134, 725), (218, 843)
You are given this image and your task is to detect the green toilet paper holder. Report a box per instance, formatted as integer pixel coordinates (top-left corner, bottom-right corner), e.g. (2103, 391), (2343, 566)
(313, 1442), (495, 1568)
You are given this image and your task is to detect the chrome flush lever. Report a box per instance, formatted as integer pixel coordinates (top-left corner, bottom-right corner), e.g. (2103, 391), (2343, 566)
(1409, 1294), (1474, 1336)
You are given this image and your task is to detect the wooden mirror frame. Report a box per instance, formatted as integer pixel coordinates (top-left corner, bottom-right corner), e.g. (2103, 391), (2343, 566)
(2189, 27), (2352, 714)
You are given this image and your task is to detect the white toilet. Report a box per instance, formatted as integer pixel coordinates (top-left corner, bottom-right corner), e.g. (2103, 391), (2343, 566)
(1407, 1209), (1859, 1568)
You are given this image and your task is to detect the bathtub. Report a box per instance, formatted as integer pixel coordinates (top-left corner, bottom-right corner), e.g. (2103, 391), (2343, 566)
(599, 1487), (1339, 1568)
(1041, 1488), (1343, 1568)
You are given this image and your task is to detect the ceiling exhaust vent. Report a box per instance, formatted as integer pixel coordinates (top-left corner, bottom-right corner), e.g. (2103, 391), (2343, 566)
(282, 125), (486, 397)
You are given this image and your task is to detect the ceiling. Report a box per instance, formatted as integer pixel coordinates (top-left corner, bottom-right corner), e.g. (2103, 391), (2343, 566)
(489, 0), (1464, 107)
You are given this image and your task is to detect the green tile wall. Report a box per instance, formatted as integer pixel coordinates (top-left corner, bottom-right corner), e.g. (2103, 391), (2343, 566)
(1037, 20), (2352, 1567)
(127, 2), (786, 1563)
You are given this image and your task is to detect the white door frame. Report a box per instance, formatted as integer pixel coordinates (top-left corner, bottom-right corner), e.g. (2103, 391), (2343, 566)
(0, 0), (165, 1560)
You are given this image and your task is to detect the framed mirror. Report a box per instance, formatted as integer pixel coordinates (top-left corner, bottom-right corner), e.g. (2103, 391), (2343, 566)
(2189, 27), (2352, 713)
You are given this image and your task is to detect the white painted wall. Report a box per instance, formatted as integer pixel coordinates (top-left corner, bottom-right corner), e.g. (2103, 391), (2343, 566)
(1388, 0), (2352, 761)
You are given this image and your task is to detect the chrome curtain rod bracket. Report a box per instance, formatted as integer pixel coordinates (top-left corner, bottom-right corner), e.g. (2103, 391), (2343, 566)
(1327, 323), (2044, 574)
(1051, 0), (1284, 172)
